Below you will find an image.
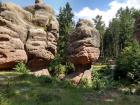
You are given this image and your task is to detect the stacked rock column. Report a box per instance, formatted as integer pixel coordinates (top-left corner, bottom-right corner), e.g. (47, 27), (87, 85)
(67, 19), (100, 84)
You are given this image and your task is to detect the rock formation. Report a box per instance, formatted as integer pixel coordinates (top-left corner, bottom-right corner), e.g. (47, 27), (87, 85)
(135, 17), (140, 43)
(68, 19), (100, 69)
(0, 0), (59, 73)
(67, 19), (100, 84)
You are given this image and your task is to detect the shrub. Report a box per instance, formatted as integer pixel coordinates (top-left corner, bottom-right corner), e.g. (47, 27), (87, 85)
(92, 69), (107, 90)
(79, 78), (92, 88)
(114, 41), (140, 83)
(48, 55), (75, 76)
(49, 63), (66, 76)
(91, 65), (117, 90)
(14, 62), (30, 74)
(0, 93), (9, 105)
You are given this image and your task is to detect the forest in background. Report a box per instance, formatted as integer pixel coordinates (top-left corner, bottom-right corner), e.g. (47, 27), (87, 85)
(49, 2), (140, 83)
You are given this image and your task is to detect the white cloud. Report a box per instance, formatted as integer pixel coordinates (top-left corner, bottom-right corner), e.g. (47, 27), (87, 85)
(74, 0), (140, 27)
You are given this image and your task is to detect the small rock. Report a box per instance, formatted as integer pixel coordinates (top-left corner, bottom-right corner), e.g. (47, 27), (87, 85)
(32, 69), (51, 77)
(65, 71), (84, 85)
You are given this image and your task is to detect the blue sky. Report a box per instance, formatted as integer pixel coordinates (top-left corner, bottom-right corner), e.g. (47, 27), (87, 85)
(4, 0), (140, 26)
(9, 0), (112, 11)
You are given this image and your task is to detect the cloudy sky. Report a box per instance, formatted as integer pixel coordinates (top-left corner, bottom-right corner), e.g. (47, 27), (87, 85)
(3, 0), (140, 26)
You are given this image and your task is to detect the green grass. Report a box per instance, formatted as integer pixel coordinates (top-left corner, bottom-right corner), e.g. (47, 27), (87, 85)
(93, 65), (107, 71)
(0, 72), (140, 105)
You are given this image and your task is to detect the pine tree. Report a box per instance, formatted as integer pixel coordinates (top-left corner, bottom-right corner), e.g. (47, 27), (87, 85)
(58, 2), (74, 64)
(103, 7), (140, 59)
(48, 2), (74, 75)
(93, 15), (105, 58)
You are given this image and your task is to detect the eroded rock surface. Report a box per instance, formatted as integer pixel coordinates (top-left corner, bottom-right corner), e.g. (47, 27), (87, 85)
(67, 19), (100, 84)
(0, 1), (59, 71)
(68, 19), (100, 69)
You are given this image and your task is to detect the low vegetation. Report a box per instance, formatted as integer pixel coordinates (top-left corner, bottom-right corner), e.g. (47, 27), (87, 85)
(14, 62), (30, 74)
(0, 65), (140, 105)
(115, 42), (140, 83)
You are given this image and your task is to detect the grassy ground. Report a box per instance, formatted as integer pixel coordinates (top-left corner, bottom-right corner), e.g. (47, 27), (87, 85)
(0, 72), (140, 105)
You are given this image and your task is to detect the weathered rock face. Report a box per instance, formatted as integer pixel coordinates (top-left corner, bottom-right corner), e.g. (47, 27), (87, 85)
(135, 17), (140, 43)
(0, 3), (29, 69)
(68, 19), (100, 69)
(66, 19), (100, 85)
(0, 1), (59, 71)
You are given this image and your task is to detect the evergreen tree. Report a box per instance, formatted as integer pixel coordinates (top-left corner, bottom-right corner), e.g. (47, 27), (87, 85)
(117, 7), (135, 50)
(48, 2), (74, 76)
(103, 7), (140, 59)
(58, 2), (74, 64)
(93, 15), (105, 58)
(104, 18), (120, 58)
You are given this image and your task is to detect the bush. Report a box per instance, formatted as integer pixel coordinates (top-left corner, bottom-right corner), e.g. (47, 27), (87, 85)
(14, 62), (30, 74)
(114, 41), (140, 83)
(0, 93), (9, 105)
(91, 65), (118, 90)
(92, 68), (108, 90)
(48, 55), (75, 76)
(79, 78), (92, 88)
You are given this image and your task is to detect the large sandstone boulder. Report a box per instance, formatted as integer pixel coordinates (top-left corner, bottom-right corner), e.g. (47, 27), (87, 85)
(135, 17), (140, 43)
(68, 19), (100, 69)
(67, 19), (100, 84)
(0, 0), (59, 71)
(0, 3), (30, 69)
